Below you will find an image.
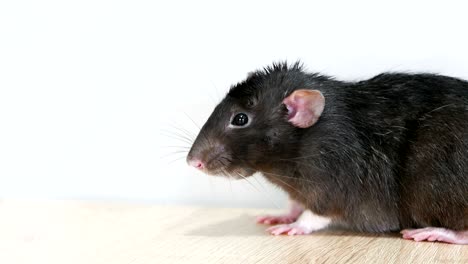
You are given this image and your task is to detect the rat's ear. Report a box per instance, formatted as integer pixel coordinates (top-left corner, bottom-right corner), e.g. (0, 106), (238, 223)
(283, 89), (325, 128)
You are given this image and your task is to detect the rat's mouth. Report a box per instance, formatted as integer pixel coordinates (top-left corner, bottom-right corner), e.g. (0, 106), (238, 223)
(187, 145), (256, 179)
(199, 165), (255, 180)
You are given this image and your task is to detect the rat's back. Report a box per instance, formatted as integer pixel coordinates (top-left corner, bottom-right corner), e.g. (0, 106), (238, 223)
(346, 73), (468, 231)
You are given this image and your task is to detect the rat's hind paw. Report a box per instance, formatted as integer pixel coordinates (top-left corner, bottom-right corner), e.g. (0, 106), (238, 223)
(256, 215), (297, 225)
(401, 227), (468, 245)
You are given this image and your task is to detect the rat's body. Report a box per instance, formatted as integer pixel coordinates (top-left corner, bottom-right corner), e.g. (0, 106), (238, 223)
(187, 62), (468, 244)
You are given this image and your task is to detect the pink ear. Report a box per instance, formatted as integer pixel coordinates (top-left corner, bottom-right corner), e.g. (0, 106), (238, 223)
(283, 89), (325, 128)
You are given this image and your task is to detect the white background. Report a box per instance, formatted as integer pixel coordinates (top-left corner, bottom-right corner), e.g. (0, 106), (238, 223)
(1, 0), (467, 208)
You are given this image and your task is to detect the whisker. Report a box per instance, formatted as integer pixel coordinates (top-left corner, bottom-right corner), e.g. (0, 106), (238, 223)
(250, 174), (281, 209)
(160, 129), (194, 144)
(161, 128), (193, 142)
(224, 154), (280, 209)
(183, 112), (201, 130)
(169, 124), (196, 141)
(230, 151), (316, 186)
(263, 170), (317, 184)
(160, 150), (189, 159)
(236, 172), (280, 209)
(159, 145), (191, 149)
(199, 127), (215, 152)
(171, 121), (197, 135)
(159, 132), (193, 145)
(262, 171), (310, 203)
(218, 158), (228, 168)
(167, 156), (187, 164)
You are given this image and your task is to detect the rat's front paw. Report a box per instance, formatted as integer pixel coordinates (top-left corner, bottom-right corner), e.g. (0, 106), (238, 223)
(256, 215), (297, 225)
(266, 223), (313, 236)
(264, 210), (331, 236)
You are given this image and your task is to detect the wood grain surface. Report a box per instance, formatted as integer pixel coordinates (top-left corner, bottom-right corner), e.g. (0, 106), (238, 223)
(0, 200), (465, 264)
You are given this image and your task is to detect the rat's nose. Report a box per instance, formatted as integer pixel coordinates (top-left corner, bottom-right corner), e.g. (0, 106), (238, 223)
(188, 158), (204, 170)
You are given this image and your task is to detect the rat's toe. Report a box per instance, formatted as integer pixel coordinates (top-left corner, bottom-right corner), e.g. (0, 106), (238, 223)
(257, 215), (296, 225)
(267, 224), (292, 235)
(401, 227), (468, 244)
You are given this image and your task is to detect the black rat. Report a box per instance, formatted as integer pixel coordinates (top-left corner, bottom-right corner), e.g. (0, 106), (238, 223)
(186, 62), (468, 244)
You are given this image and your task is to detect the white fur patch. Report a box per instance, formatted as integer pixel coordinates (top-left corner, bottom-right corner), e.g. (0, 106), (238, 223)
(295, 209), (332, 233)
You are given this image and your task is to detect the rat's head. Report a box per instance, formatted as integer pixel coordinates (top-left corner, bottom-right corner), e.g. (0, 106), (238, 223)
(187, 62), (326, 178)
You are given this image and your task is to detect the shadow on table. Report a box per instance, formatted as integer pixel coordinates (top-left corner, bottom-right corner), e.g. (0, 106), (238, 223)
(185, 213), (265, 236)
(185, 213), (401, 239)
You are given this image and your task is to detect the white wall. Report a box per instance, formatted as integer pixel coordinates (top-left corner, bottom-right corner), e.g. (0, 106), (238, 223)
(1, 0), (467, 208)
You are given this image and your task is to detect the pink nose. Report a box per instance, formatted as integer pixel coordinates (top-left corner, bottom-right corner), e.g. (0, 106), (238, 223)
(189, 159), (204, 170)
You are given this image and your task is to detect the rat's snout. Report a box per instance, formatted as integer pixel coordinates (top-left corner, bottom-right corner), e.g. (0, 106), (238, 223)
(188, 158), (204, 170)
(187, 143), (229, 174)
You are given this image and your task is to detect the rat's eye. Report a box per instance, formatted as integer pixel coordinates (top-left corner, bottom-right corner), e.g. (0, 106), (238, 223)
(231, 113), (249, 127)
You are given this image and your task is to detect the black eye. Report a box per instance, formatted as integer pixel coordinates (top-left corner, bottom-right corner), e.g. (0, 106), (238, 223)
(231, 113), (249, 126)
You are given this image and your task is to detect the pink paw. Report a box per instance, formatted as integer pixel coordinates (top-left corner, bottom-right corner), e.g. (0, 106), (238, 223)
(266, 224), (311, 236)
(256, 215), (297, 225)
(401, 227), (468, 245)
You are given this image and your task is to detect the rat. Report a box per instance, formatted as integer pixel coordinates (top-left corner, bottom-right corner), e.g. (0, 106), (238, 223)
(186, 62), (468, 244)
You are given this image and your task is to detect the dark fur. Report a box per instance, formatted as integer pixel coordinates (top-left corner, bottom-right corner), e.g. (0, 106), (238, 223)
(188, 62), (468, 233)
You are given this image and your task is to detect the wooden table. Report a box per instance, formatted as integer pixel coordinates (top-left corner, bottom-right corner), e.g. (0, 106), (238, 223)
(0, 200), (465, 264)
